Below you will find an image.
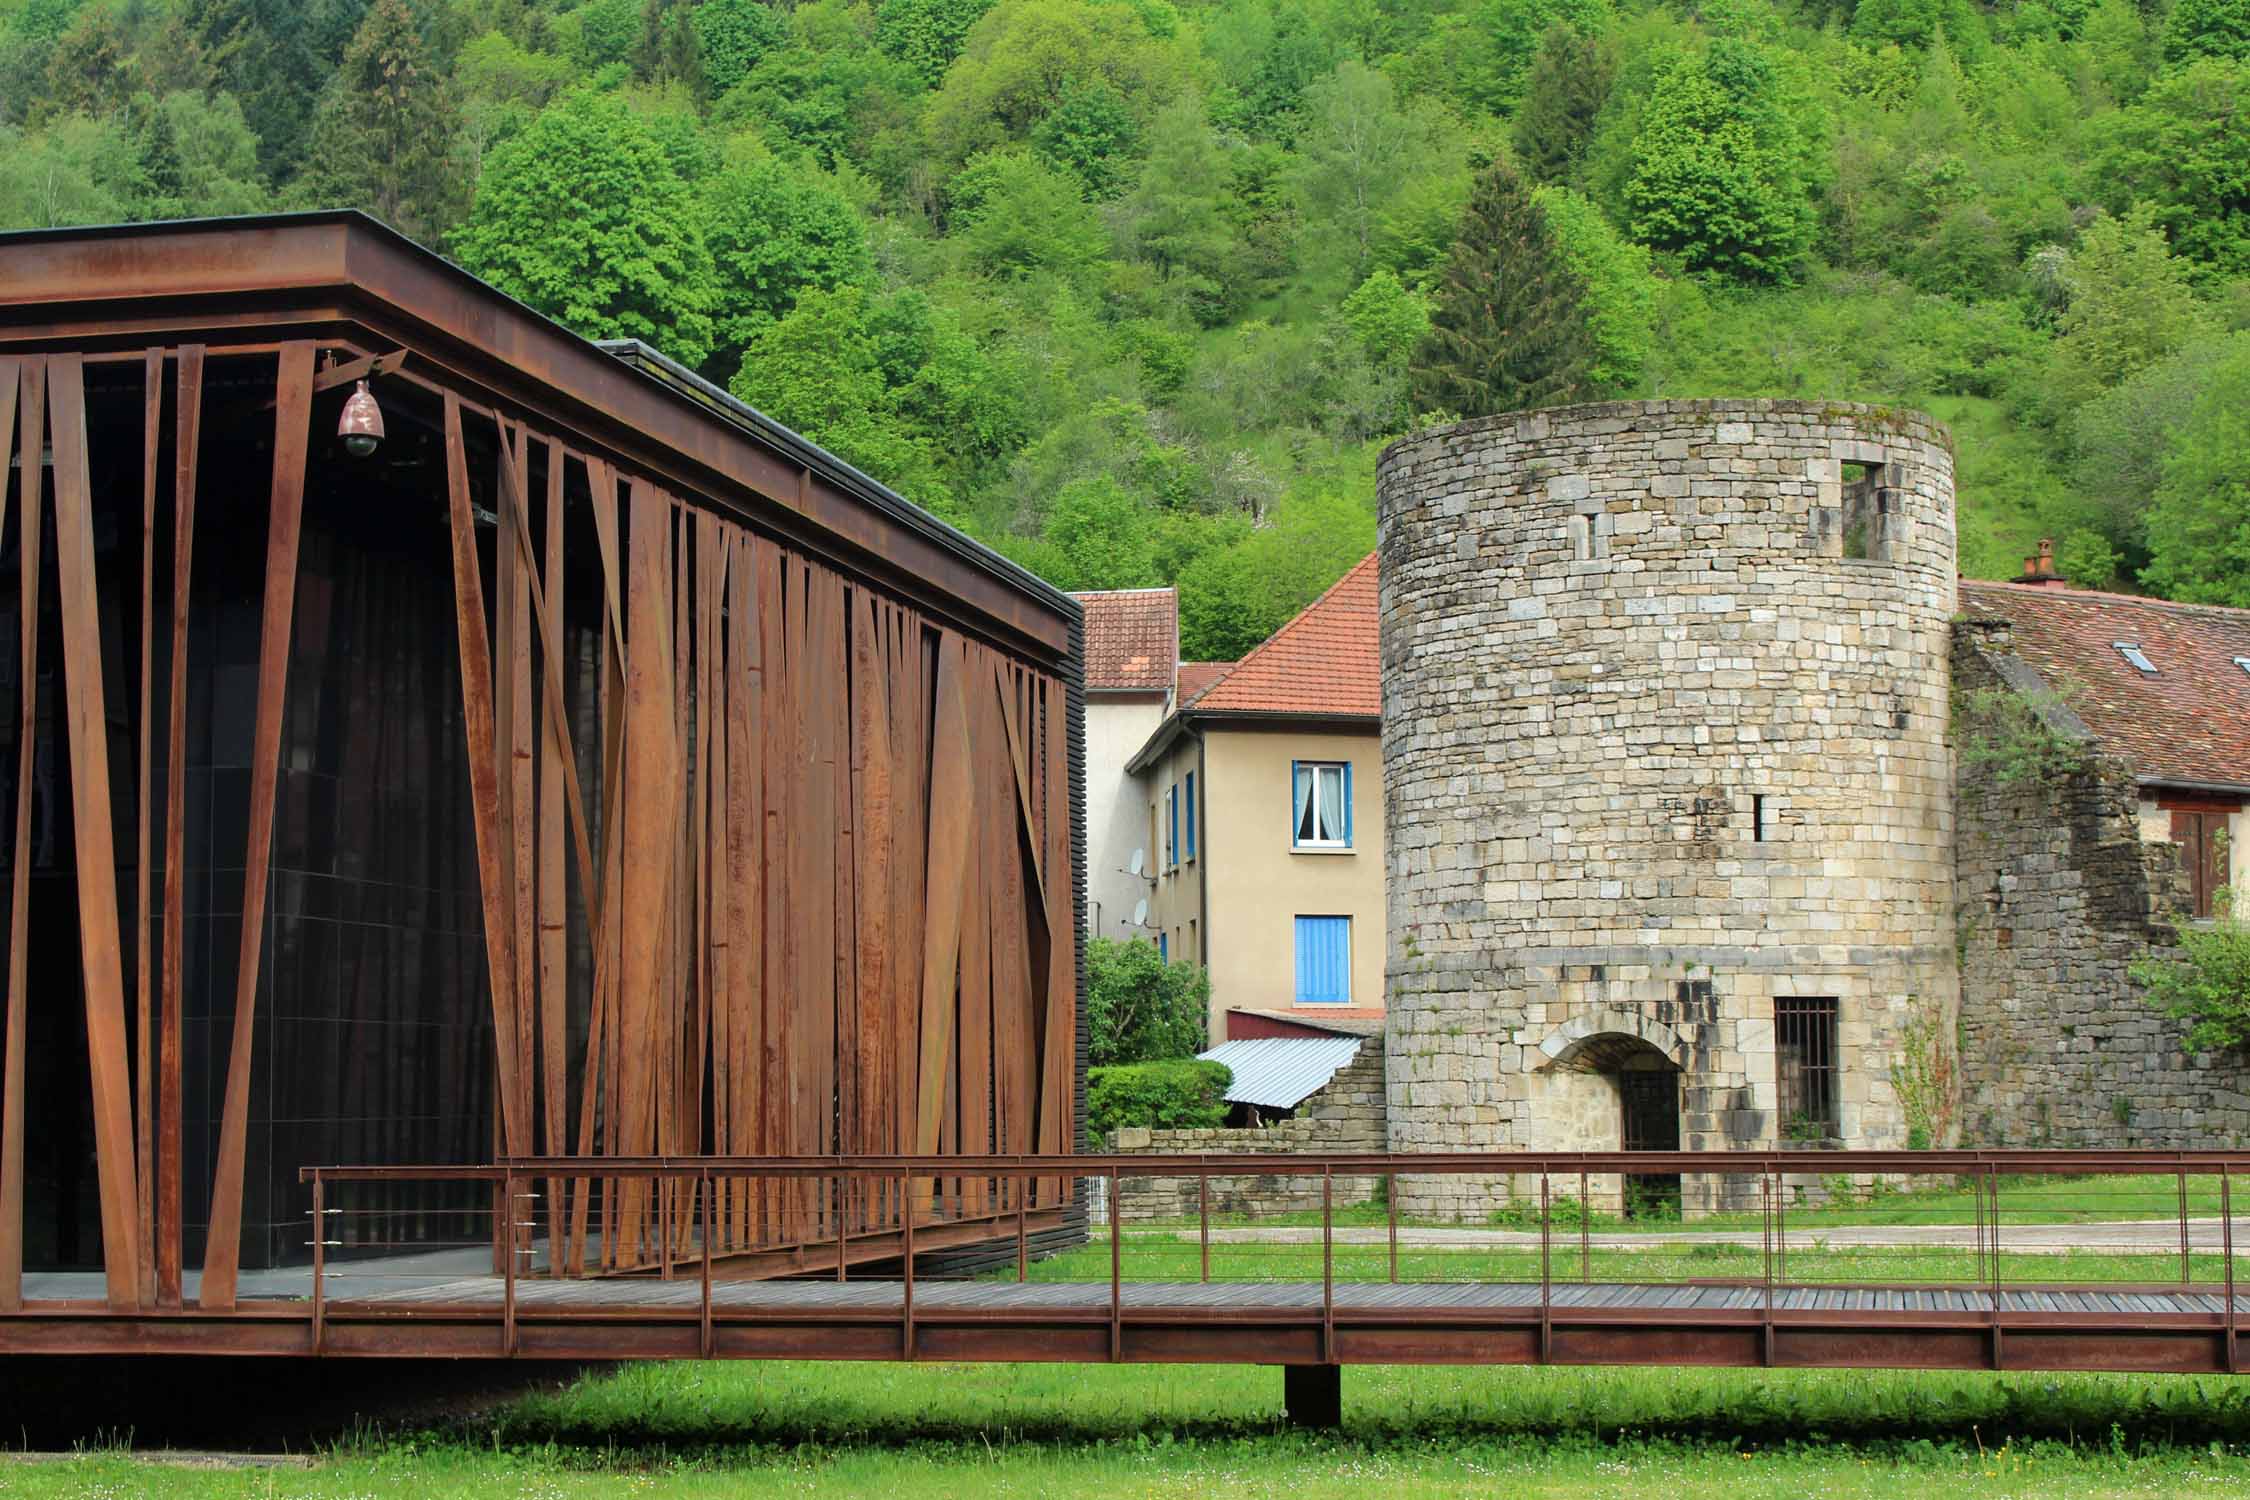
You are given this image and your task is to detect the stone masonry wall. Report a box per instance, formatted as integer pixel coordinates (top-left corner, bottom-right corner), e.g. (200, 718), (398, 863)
(1105, 1042), (1387, 1222)
(1953, 631), (2250, 1146)
(1378, 400), (1960, 1217)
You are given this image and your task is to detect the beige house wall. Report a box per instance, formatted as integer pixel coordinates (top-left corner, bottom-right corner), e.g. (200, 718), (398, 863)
(1085, 691), (1168, 944)
(1138, 732), (1207, 974)
(1200, 727), (1386, 1039)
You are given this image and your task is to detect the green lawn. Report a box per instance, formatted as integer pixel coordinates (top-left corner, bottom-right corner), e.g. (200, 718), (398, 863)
(12, 1189), (2249, 1497)
(1187, 1173), (2234, 1234)
(1074, 1235), (2225, 1288)
(1691, 1173), (2231, 1231)
(13, 1361), (2250, 1497)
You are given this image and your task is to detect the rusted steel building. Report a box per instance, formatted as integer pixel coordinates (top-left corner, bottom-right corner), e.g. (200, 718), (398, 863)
(0, 212), (1085, 1316)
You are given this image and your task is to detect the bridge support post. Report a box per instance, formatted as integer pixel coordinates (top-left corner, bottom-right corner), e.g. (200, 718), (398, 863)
(1283, 1364), (1341, 1430)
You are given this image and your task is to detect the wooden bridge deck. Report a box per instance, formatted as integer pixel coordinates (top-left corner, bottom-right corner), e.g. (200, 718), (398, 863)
(1, 1274), (2165, 1374)
(342, 1276), (2250, 1320)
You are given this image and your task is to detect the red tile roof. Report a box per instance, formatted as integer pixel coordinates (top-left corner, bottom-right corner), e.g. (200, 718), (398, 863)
(1959, 580), (2250, 790)
(1176, 660), (1234, 705)
(1073, 587), (1176, 692)
(1190, 553), (1380, 718)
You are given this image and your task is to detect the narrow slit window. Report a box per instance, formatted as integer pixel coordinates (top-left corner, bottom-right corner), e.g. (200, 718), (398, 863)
(1775, 997), (1840, 1140)
(2116, 641), (2157, 674)
(1752, 794), (1767, 843)
(1839, 460), (1883, 560)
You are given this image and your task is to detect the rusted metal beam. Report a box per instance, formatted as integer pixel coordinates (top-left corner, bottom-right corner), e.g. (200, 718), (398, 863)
(134, 348), (159, 1305)
(155, 344), (202, 1309)
(0, 220), (1075, 667)
(199, 341), (315, 1312)
(47, 353), (145, 1310)
(0, 356), (25, 1314)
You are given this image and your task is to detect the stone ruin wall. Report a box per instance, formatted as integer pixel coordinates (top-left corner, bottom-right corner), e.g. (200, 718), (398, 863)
(1101, 1042), (1387, 1223)
(1377, 400), (1961, 1218)
(1953, 631), (2250, 1148)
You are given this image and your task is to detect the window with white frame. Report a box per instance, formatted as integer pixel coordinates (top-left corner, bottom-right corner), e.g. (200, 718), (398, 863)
(1291, 760), (1351, 849)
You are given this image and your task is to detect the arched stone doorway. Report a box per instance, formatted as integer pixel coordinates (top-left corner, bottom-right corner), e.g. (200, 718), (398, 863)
(1542, 1030), (1684, 1220)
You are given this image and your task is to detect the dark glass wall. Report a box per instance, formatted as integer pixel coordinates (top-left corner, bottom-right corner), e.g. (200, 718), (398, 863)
(5, 360), (498, 1272)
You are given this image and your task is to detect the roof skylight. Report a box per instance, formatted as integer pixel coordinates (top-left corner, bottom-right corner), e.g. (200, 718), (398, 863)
(2115, 641), (2157, 674)
(2235, 656), (2250, 679)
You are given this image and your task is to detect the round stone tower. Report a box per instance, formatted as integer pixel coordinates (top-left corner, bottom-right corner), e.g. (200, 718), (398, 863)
(1378, 400), (1958, 1216)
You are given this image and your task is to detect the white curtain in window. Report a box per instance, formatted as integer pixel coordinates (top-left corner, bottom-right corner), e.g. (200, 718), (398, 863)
(1318, 766), (1344, 842)
(1293, 764), (1314, 842)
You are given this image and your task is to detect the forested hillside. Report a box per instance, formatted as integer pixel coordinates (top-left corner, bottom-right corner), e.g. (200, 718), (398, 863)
(3, 0), (2245, 655)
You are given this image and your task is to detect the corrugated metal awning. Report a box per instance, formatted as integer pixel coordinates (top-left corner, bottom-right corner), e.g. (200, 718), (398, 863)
(1197, 1037), (1362, 1111)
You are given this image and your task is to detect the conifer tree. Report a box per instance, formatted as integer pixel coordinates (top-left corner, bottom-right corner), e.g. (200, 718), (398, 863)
(1410, 159), (1598, 418)
(1512, 24), (1615, 186)
(305, 0), (466, 242)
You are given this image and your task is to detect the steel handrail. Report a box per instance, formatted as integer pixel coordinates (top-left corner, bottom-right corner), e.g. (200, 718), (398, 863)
(300, 1147), (2250, 1183)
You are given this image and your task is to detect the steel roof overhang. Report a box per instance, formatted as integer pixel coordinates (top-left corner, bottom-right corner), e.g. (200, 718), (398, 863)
(1198, 1036), (1363, 1111)
(0, 211), (1077, 665)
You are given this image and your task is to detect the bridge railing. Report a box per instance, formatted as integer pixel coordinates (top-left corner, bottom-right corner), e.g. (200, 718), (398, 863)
(295, 1151), (2250, 1360)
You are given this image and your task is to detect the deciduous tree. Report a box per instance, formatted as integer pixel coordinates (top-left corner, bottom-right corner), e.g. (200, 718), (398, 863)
(703, 156), (872, 375)
(1625, 40), (1814, 282)
(453, 90), (718, 365)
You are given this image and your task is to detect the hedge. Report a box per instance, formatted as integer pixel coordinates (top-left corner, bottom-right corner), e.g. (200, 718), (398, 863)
(1085, 1059), (1233, 1135)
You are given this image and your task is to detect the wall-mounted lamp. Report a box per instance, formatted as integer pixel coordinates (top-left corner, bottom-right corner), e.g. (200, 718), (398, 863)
(338, 378), (385, 457)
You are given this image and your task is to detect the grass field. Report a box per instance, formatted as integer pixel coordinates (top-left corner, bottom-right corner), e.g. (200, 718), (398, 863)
(1204, 1173), (2234, 1233)
(1074, 1234), (2225, 1288)
(11, 1361), (2250, 1497)
(10, 1193), (2250, 1497)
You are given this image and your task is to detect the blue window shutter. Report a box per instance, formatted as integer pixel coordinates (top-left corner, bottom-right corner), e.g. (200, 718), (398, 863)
(1343, 762), (1354, 847)
(1185, 772), (1196, 857)
(1159, 931), (1169, 962)
(1289, 760), (1301, 847)
(1168, 786), (1179, 868)
(1295, 916), (1350, 1003)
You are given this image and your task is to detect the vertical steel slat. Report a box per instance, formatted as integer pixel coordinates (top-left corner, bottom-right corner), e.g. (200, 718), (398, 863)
(1988, 1163), (2004, 1370)
(2181, 1170), (2192, 1287)
(1774, 1168), (1787, 1284)
(2226, 1168), (2237, 1375)
(502, 1170), (518, 1357)
(1200, 1170), (1210, 1284)
(1322, 1165), (1334, 1365)
(1017, 1179), (1028, 1284)
(901, 1172), (916, 1361)
(310, 1173), (326, 1357)
(1579, 1168), (1590, 1284)
(837, 1173), (848, 1283)
(1538, 1172), (1551, 1365)
(700, 1173), (715, 1356)
(1761, 1172), (1775, 1367)
(1386, 1172), (1397, 1285)
(1109, 1165), (1122, 1363)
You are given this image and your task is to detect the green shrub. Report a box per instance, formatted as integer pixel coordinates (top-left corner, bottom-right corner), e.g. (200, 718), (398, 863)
(1086, 936), (1212, 1065)
(1086, 1059), (1232, 1135)
(2134, 894), (2250, 1053)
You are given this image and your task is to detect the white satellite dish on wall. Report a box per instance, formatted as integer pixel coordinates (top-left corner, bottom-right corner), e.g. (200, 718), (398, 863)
(1129, 848), (1145, 877)
(1132, 898), (1149, 927)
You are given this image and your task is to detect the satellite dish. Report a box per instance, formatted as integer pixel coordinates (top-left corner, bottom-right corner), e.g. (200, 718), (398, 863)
(1129, 848), (1145, 877)
(1132, 898), (1149, 927)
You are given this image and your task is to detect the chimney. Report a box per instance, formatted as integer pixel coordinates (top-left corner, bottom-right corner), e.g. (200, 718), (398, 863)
(2015, 538), (2070, 589)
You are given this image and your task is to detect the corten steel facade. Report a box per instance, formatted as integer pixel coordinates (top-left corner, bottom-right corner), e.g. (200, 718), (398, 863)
(1377, 401), (1959, 1217)
(0, 213), (1086, 1316)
